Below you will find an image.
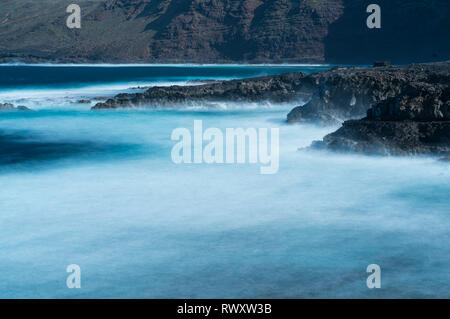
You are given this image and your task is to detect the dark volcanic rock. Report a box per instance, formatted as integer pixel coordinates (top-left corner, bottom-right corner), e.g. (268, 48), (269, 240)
(90, 60), (450, 156)
(92, 72), (312, 109)
(0, 103), (32, 111)
(92, 61), (450, 121)
(367, 84), (450, 121)
(16, 105), (32, 111)
(287, 62), (450, 125)
(311, 64), (450, 156)
(77, 99), (92, 104)
(0, 103), (15, 110)
(312, 120), (450, 156)
(186, 80), (221, 85)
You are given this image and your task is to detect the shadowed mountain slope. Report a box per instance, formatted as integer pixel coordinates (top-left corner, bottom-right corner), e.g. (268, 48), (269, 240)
(0, 0), (449, 63)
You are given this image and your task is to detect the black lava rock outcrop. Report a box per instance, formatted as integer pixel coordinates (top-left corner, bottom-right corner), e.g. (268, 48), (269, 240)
(287, 62), (450, 125)
(93, 62), (450, 128)
(0, 103), (31, 111)
(91, 60), (450, 156)
(312, 120), (450, 156)
(311, 69), (450, 156)
(92, 73), (313, 109)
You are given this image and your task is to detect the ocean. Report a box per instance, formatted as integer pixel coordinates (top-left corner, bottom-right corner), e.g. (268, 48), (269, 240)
(0, 65), (449, 298)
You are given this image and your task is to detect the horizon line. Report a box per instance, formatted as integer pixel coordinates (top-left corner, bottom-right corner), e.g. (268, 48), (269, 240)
(0, 63), (333, 68)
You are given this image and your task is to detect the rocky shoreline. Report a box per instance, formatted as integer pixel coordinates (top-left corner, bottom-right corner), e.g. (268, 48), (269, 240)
(287, 62), (450, 125)
(311, 120), (450, 156)
(0, 103), (32, 111)
(92, 73), (314, 109)
(311, 65), (450, 155)
(91, 61), (450, 156)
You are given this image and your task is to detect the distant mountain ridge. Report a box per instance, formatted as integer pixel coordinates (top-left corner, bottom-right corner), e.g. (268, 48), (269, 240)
(0, 0), (449, 64)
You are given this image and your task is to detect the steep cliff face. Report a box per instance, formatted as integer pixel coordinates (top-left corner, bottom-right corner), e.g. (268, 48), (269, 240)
(0, 0), (449, 63)
(324, 0), (450, 64)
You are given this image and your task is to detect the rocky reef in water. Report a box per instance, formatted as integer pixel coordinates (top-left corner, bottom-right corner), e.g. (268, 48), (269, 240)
(311, 70), (450, 155)
(92, 73), (314, 109)
(312, 120), (450, 156)
(0, 103), (32, 111)
(93, 62), (449, 122)
(287, 62), (450, 125)
(92, 60), (450, 156)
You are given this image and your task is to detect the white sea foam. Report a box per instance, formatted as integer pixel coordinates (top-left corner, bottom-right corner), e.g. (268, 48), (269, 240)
(0, 66), (449, 299)
(0, 84), (306, 111)
(0, 81), (196, 110)
(0, 108), (449, 298)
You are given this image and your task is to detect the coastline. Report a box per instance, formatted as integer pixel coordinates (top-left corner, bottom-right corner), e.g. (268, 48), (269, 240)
(2, 61), (449, 157)
(1, 63), (449, 298)
(0, 63), (333, 67)
(83, 61), (450, 157)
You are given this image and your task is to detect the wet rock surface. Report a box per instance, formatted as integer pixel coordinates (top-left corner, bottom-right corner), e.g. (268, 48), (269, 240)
(0, 103), (32, 111)
(92, 72), (313, 109)
(90, 60), (450, 156)
(93, 62), (450, 125)
(311, 62), (450, 156)
(312, 120), (450, 156)
(287, 62), (450, 125)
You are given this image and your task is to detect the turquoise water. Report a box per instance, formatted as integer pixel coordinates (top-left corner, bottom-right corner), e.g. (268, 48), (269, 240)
(0, 65), (449, 298)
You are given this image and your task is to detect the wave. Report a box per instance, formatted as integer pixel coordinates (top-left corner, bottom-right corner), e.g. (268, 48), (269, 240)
(119, 100), (306, 112)
(0, 81), (199, 110)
